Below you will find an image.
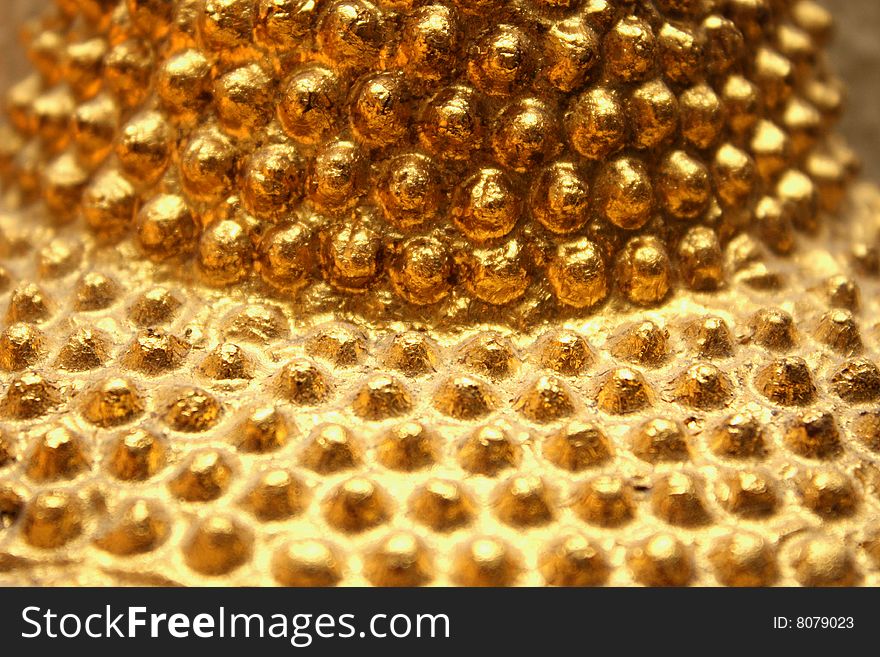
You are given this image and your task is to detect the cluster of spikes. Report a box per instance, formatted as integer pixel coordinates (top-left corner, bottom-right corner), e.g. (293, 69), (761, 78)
(0, 0), (860, 319)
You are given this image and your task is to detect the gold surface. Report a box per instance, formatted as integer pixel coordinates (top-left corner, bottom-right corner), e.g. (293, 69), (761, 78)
(1, 0), (880, 586)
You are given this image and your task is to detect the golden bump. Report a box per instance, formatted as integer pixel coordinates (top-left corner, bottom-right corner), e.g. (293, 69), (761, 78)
(784, 410), (843, 459)
(305, 324), (367, 368)
(672, 362), (734, 410)
(540, 535), (609, 587)
(610, 320), (668, 367)
(108, 428), (167, 481)
(410, 479), (475, 532)
(2, 371), (61, 420)
(0, 322), (45, 371)
(23, 491), (83, 549)
(547, 238), (608, 309)
(791, 535), (860, 587)
(433, 375), (497, 420)
(572, 475), (635, 528)
(94, 499), (170, 556)
(628, 534), (693, 587)
(198, 218), (253, 286)
(136, 194), (197, 260)
(543, 420), (612, 471)
(709, 533), (778, 587)
(382, 333), (439, 378)
(631, 418), (690, 463)
(301, 424), (362, 474)
(493, 475), (554, 527)
(852, 411), (880, 452)
(823, 274), (860, 311)
(26, 425), (89, 482)
(0, 484), (25, 530)
(6, 282), (53, 323)
(272, 539), (343, 587)
(595, 157), (654, 230)
(169, 450), (234, 502)
(128, 287), (182, 326)
(183, 515), (253, 576)
(716, 470), (779, 518)
(799, 469), (858, 518)
(81, 377), (144, 427)
(352, 375), (413, 421)
(514, 375), (576, 423)
(710, 412), (767, 459)
(364, 532), (433, 587)
(457, 333), (520, 381)
(652, 472), (711, 527)
(123, 328), (190, 374)
(755, 357), (816, 405)
(684, 316), (734, 359)
(596, 367), (653, 414)
(830, 358), (880, 403)
(458, 425), (519, 476)
(277, 358), (332, 405)
(198, 343), (254, 380)
(376, 422), (437, 472)
(530, 161), (590, 235)
(536, 329), (593, 376)
(73, 272), (120, 311)
(815, 309), (862, 354)
(234, 406), (290, 454)
(323, 477), (390, 533)
(37, 238), (83, 278)
(451, 168), (520, 243)
(453, 537), (520, 587)
(162, 387), (222, 432)
(242, 469), (307, 522)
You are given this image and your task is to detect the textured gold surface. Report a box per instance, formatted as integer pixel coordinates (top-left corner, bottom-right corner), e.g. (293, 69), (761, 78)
(1, 0), (880, 586)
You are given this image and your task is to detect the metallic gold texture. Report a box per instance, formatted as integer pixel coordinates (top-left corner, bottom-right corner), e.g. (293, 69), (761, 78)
(0, 0), (879, 586)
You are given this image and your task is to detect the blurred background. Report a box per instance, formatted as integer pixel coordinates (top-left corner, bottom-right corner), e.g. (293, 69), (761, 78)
(1, 0), (878, 178)
(824, 0), (880, 180)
